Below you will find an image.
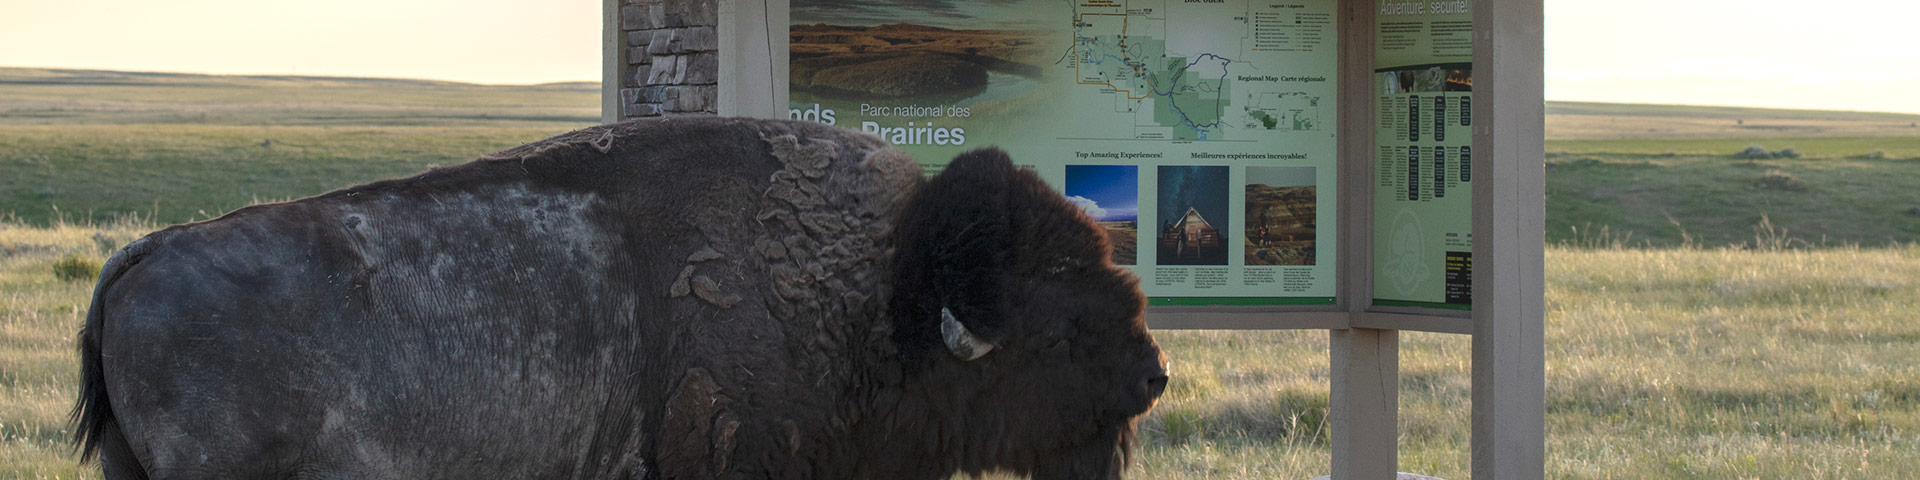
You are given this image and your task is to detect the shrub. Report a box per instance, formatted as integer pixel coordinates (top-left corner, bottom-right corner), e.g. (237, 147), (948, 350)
(53, 252), (104, 282)
(1736, 145), (1771, 159)
(1774, 148), (1801, 159)
(1754, 170), (1807, 191)
(1865, 149), (1886, 160)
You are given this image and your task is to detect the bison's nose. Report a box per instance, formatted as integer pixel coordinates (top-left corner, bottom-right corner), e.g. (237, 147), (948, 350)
(1143, 370), (1169, 400)
(1115, 362), (1170, 416)
(1139, 356), (1169, 399)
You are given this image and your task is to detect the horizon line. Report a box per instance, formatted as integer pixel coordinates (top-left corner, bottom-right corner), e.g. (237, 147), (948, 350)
(0, 65), (597, 88)
(6, 65), (1919, 117)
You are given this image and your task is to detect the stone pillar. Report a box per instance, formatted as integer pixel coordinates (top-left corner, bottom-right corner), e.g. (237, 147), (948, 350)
(617, 0), (720, 119)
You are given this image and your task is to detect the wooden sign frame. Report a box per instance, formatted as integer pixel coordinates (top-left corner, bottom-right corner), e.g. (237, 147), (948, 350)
(601, 0), (1543, 475)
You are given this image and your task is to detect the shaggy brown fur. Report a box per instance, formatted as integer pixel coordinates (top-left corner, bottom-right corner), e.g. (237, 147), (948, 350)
(72, 117), (1164, 479)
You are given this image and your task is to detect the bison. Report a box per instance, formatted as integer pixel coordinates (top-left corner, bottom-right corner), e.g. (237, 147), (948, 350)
(71, 117), (1168, 479)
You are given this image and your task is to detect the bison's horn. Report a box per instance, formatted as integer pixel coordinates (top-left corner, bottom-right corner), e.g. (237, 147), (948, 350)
(940, 307), (995, 361)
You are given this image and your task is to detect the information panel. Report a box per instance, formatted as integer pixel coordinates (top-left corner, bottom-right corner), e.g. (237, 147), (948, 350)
(1371, 0), (1472, 309)
(790, 0), (1340, 305)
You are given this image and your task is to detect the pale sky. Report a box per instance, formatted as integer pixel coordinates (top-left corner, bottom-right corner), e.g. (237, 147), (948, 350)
(1547, 0), (1920, 115)
(2, 0), (1917, 114)
(0, 0), (602, 85)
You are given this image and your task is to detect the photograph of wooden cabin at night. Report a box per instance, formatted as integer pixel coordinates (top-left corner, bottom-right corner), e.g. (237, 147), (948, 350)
(1156, 165), (1228, 266)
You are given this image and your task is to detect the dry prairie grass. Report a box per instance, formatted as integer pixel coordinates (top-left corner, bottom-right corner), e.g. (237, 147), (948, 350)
(7, 220), (1918, 478)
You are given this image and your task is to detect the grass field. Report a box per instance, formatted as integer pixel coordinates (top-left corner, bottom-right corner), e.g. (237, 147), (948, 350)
(1549, 136), (1920, 159)
(5, 67), (1920, 478)
(1544, 151), (1920, 248)
(1, 67), (597, 227)
(1540, 101), (1920, 248)
(0, 124), (583, 225)
(1132, 243), (1920, 479)
(6, 220), (1917, 478)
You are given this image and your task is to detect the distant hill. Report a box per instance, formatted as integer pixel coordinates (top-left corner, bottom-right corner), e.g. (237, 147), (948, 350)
(0, 67), (598, 126)
(1547, 101), (1920, 140)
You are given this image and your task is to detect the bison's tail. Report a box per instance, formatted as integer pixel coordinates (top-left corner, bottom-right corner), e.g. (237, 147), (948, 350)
(71, 236), (156, 478)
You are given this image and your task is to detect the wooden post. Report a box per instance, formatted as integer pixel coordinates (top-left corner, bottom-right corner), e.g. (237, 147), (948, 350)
(716, 0), (786, 118)
(1471, 0), (1546, 477)
(1330, 1), (1397, 478)
(601, 0), (624, 124)
(1331, 328), (1398, 479)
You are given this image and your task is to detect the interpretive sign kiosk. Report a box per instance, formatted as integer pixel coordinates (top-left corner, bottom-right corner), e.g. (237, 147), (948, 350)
(604, 0), (1541, 476)
(787, 0), (1345, 309)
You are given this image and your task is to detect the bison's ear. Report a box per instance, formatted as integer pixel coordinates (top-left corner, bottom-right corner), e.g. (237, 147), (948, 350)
(891, 148), (1018, 365)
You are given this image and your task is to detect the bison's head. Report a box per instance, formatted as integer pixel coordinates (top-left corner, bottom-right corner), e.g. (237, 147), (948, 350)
(891, 148), (1167, 480)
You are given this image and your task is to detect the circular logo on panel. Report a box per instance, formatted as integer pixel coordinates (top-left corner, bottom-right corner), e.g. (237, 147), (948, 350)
(1383, 208), (1427, 297)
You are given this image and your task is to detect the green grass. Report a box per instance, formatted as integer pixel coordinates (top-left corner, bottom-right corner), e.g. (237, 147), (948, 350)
(1539, 103), (1920, 248)
(0, 219), (149, 480)
(1548, 136), (1920, 159)
(0, 67), (596, 226)
(1129, 245), (1920, 479)
(1541, 150), (1920, 248)
(1548, 101), (1920, 123)
(0, 124), (583, 226)
(7, 221), (1918, 478)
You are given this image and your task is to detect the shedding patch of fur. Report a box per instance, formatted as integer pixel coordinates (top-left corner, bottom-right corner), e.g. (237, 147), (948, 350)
(672, 247), (737, 307)
(482, 125), (622, 161)
(672, 245), (739, 307)
(751, 131), (918, 371)
(670, 266), (696, 298)
(690, 275), (741, 308)
(588, 128), (618, 153)
(660, 368), (735, 478)
(686, 246), (725, 263)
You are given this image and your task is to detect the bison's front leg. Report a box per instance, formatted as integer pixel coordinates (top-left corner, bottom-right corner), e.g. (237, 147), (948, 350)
(1030, 426), (1128, 480)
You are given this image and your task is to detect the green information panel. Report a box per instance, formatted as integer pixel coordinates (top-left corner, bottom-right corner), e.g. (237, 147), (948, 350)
(791, 0), (1340, 305)
(1372, 0), (1472, 309)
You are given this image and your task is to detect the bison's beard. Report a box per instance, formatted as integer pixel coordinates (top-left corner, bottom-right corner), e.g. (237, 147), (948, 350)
(1031, 422), (1138, 480)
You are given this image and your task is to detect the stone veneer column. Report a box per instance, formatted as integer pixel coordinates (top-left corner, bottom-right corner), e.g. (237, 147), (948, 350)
(617, 0), (720, 119)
